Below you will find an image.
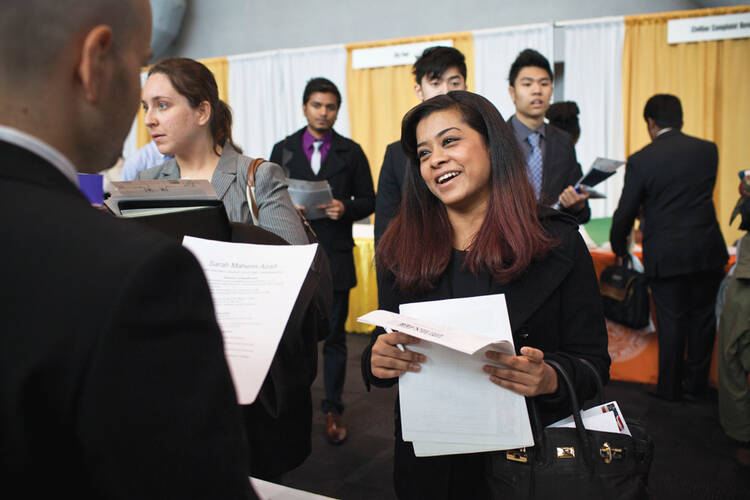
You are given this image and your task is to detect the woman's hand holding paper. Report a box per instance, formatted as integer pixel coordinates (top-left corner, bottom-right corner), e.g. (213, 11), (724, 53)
(483, 346), (559, 397)
(371, 331), (425, 379)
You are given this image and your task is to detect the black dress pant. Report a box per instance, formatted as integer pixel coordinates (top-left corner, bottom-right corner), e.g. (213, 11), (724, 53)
(322, 290), (349, 415)
(650, 267), (724, 400)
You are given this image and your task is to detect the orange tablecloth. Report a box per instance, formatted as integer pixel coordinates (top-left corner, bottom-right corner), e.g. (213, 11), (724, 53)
(590, 248), (735, 387)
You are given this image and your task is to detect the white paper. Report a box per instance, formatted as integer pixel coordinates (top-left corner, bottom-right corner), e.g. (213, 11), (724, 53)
(361, 295), (533, 457)
(183, 236), (318, 405)
(357, 309), (509, 355)
(286, 179), (333, 221)
(412, 440), (503, 457)
(547, 401), (632, 436)
(249, 477), (334, 499)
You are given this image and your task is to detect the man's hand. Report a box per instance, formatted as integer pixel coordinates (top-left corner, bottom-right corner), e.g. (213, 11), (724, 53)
(317, 199), (346, 220)
(294, 204), (307, 216)
(558, 185), (589, 213)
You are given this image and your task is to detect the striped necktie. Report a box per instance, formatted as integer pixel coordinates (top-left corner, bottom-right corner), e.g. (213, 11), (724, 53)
(526, 132), (543, 199)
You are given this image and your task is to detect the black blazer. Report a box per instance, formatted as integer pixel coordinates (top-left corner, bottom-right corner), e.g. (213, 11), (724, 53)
(271, 127), (375, 291)
(361, 208), (610, 497)
(374, 140), (408, 245)
(610, 130), (728, 278)
(509, 118), (591, 224)
(229, 226), (332, 479)
(0, 141), (255, 499)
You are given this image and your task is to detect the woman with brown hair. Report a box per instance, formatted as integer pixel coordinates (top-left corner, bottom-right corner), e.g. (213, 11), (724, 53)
(137, 57), (308, 245)
(361, 91), (610, 499)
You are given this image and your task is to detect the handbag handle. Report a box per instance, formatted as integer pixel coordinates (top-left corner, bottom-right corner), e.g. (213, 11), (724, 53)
(577, 357), (604, 405)
(543, 359), (594, 469)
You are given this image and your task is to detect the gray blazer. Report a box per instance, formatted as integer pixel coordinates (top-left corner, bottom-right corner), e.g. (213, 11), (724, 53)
(137, 144), (309, 245)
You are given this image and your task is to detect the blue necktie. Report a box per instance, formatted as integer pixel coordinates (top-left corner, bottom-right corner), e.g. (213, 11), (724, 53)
(526, 132), (543, 200)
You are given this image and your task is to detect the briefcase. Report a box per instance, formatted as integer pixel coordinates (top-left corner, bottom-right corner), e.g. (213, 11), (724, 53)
(599, 257), (650, 329)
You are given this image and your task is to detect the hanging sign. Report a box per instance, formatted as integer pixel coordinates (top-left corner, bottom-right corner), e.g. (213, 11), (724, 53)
(667, 12), (750, 44)
(352, 40), (453, 70)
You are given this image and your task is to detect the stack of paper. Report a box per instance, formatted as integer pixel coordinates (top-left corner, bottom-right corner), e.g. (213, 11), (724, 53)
(286, 179), (333, 220)
(358, 294), (534, 457)
(105, 179), (219, 216)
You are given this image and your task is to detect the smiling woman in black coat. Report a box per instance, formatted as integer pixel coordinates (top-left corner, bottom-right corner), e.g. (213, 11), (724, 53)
(361, 91), (610, 499)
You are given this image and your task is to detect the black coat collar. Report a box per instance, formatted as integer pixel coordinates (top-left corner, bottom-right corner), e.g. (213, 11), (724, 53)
(418, 209), (575, 334)
(281, 127), (352, 180)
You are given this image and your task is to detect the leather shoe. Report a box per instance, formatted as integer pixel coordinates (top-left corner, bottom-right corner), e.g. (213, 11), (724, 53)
(325, 412), (347, 444)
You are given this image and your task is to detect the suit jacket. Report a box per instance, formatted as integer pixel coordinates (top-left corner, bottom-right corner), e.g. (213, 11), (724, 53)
(0, 141), (255, 499)
(610, 129), (728, 278)
(270, 127), (375, 290)
(361, 208), (610, 497)
(225, 225), (332, 479)
(137, 144), (309, 245)
(509, 117), (591, 224)
(374, 140), (408, 245)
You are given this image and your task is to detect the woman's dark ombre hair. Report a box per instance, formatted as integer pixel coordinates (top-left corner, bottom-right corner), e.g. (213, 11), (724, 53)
(148, 57), (242, 156)
(376, 91), (556, 294)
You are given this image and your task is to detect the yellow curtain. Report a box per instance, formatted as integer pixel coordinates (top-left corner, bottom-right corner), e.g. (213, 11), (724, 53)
(622, 6), (750, 246)
(346, 32), (475, 189)
(136, 57), (230, 148)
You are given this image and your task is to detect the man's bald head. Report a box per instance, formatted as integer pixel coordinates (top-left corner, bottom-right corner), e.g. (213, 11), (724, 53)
(0, 0), (148, 89)
(0, 0), (152, 173)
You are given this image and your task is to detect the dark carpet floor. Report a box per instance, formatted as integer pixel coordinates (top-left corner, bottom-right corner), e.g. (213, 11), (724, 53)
(282, 333), (750, 499)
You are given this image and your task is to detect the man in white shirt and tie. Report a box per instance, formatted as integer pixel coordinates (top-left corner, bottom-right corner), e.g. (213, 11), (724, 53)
(270, 78), (375, 445)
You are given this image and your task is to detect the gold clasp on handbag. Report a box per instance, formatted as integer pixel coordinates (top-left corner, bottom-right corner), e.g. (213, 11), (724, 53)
(599, 442), (624, 464)
(506, 447), (528, 463)
(556, 447), (576, 459)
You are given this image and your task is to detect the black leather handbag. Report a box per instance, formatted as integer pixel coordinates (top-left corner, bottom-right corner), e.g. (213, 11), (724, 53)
(599, 256), (650, 329)
(486, 359), (654, 499)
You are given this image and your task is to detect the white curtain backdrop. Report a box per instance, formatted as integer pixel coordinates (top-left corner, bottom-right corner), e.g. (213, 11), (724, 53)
(561, 17), (625, 219)
(228, 45), (349, 160)
(473, 23), (554, 121)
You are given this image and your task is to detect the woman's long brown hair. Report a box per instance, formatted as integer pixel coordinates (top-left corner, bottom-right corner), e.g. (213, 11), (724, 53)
(376, 91), (557, 294)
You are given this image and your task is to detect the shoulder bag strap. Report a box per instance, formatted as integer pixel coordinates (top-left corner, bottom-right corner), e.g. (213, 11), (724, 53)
(244, 157), (265, 225)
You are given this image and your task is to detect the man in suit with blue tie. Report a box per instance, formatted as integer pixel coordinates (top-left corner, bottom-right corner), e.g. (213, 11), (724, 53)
(507, 49), (591, 224)
(0, 1), (256, 497)
(270, 78), (375, 444)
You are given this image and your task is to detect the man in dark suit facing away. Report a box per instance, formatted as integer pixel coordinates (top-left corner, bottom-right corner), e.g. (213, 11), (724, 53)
(507, 49), (591, 224)
(610, 94), (728, 401)
(0, 1), (256, 498)
(374, 46), (468, 245)
(270, 78), (375, 444)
